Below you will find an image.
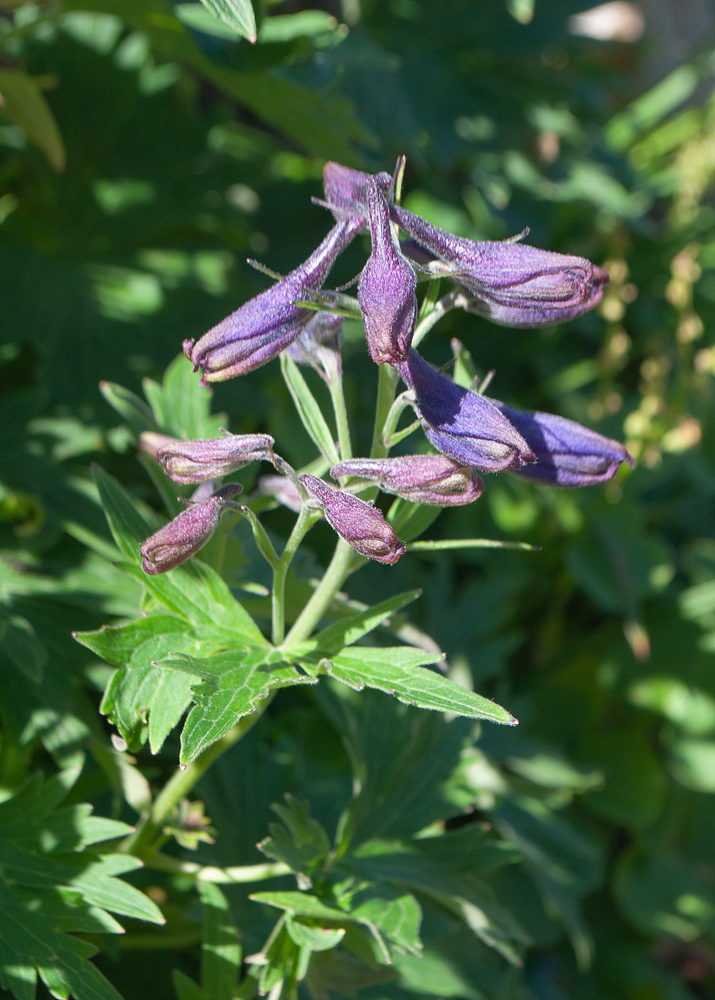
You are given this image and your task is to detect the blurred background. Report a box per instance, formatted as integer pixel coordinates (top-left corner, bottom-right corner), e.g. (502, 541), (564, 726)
(2, 0), (715, 997)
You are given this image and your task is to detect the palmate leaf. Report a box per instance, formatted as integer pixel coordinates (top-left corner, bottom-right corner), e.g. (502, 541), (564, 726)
(0, 769), (163, 1000)
(252, 882), (422, 965)
(77, 615), (239, 753)
(0, 881), (122, 1000)
(161, 650), (316, 764)
(325, 647), (516, 726)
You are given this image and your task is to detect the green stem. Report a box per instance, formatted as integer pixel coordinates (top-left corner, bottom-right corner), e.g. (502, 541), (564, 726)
(284, 538), (356, 646)
(272, 504), (319, 645)
(370, 363), (399, 459)
(329, 371), (353, 462)
(120, 705), (270, 858)
(144, 854), (290, 882)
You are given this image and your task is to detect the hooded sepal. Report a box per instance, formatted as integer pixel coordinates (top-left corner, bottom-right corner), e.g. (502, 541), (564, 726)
(398, 350), (535, 473)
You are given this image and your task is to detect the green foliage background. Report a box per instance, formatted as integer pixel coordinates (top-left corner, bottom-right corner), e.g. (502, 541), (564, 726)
(2, 0), (715, 997)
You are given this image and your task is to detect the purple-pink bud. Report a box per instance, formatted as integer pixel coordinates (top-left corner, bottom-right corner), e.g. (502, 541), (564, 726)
(398, 350), (535, 473)
(331, 455), (483, 506)
(156, 433), (274, 484)
(140, 484), (242, 575)
(486, 399), (635, 486)
(299, 473), (405, 565)
(183, 218), (361, 383)
(358, 178), (417, 366)
(392, 205), (609, 328)
(321, 162), (393, 223)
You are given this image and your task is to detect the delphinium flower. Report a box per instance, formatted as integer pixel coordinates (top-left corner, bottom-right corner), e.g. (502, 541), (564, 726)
(138, 154), (631, 582)
(184, 216), (362, 384)
(390, 204), (609, 327)
(485, 399), (635, 486)
(140, 484), (243, 575)
(358, 177), (417, 365)
(331, 455), (483, 506)
(299, 473), (405, 564)
(397, 349), (535, 473)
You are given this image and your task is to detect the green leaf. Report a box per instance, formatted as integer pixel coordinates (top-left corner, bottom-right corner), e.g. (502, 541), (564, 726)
(327, 648), (517, 725)
(57, 855), (165, 925)
(258, 796), (330, 880)
(198, 882), (241, 1000)
(99, 381), (157, 435)
(0, 70), (66, 171)
(280, 354), (339, 467)
(164, 650), (314, 764)
(199, 0), (256, 42)
(285, 916), (345, 952)
(79, 615), (266, 753)
(142, 354), (225, 441)
(348, 883), (422, 957)
(292, 589), (422, 658)
(0, 879), (123, 1000)
(172, 970), (206, 1000)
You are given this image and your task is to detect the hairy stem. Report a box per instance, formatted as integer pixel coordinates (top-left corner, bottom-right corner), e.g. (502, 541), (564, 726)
(272, 504), (319, 645)
(329, 371), (353, 462)
(284, 538), (356, 646)
(370, 363), (400, 459)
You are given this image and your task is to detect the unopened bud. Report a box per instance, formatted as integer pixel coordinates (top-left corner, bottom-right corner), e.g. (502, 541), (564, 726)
(331, 455), (483, 506)
(398, 350), (535, 473)
(184, 218), (361, 383)
(358, 178), (417, 365)
(157, 433), (274, 484)
(140, 484), (242, 575)
(299, 473), (404, 565)
(392, 205), (609, 328)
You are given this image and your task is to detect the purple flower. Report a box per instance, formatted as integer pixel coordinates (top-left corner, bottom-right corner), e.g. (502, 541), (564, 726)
(184, 218), (361, 384)
(331, 454), (483, 506)
(358, 178), (417, 365)
(140, 484), (242, 575)
(392, 205), (609, 328)
(486, 399), (635, 486)
(156, 433), (275, 484)
(320, 162), (393, 223)
(299, 473), (405, 565)
(398, 350), (535, 473)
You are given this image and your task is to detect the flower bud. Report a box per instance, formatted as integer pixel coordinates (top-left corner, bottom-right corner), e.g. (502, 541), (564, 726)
(331, 455), (483, 506)
(358, 178), (417, 365)
(184, 218), (361, 383)
(299, 473), (405, 565)
(398, 350), (535, 473)
(156, 433), (274, 484)
(392, 205), (609, 328)
(286, 311), (343, 382)
(321, 162), (393, 223)
(486, 399), (635, 486)
(140, 484), (242, 575)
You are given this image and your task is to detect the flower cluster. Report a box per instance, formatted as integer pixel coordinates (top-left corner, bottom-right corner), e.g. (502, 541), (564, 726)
(141, 158), (633, 573)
